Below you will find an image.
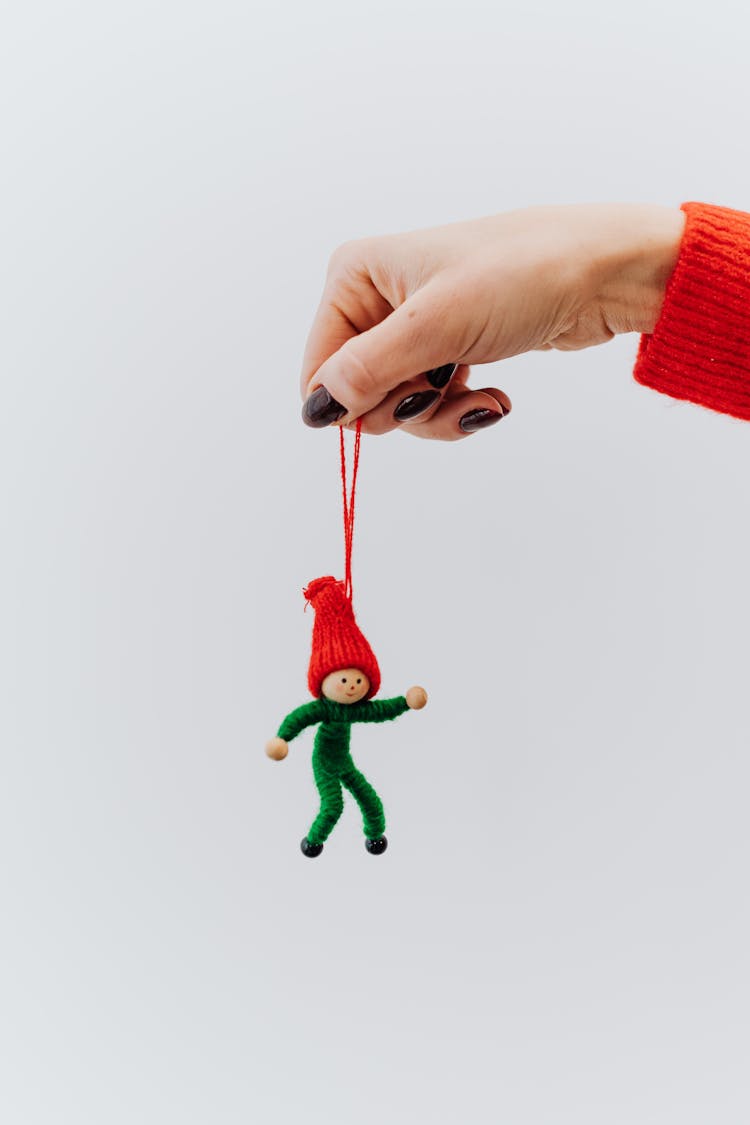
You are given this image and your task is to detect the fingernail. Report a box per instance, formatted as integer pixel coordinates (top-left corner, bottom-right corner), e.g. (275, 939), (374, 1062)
(459, 406), (507, 433)
(302, 386), (347, 428)
(425, 363), (457, 389)
(393, 389), (440, 422)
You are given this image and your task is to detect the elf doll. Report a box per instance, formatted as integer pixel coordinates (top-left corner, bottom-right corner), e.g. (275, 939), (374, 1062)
(266, 576), (428, 857)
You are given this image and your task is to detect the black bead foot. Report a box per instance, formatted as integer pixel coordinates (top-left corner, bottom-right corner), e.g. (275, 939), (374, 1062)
(365, 836), (388, 855)
(300, 837), (323, 858)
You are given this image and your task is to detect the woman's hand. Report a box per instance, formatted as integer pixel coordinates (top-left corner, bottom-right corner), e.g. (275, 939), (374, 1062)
(301, 203), (685, 441)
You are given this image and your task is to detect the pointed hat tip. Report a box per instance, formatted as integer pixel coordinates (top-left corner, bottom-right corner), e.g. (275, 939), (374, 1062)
(303, 576), (342, 606)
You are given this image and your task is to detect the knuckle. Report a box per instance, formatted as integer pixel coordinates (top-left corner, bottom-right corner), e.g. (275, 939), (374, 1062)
(338, 343), (379, 401)
(327, 238), (365, 277)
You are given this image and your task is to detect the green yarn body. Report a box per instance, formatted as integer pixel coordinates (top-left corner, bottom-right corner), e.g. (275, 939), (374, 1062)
(277, 697), (409, 845)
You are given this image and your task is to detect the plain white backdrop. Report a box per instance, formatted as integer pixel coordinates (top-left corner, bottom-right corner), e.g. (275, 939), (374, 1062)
(2, 2), (750, 1122)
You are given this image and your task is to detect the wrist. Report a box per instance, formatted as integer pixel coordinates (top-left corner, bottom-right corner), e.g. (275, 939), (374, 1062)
(590, 204), (687, 336)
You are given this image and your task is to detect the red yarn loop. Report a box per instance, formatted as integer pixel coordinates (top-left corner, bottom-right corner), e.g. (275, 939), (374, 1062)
(339, 420), (362, 602)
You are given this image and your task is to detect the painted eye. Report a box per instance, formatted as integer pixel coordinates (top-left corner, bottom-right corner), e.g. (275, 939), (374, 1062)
(356, 678), (362, 684)
(341, 677), (347, 684)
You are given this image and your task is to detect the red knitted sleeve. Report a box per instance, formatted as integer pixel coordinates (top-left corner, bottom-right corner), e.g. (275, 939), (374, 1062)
(633, 201), (750, 420)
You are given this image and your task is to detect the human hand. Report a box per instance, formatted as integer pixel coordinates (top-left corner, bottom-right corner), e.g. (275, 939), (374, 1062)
(301, 203), (685, 440)
(406, 686), (428, 710)
(266, 737), (289, 761)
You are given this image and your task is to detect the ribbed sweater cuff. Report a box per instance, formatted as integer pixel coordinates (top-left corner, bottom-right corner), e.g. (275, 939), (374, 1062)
(633, 201), (750, 420)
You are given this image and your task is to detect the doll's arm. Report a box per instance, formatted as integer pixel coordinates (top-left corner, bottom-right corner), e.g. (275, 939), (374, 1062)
(277, 700), (325, 740)
(266, 700), (325, 760)
(355, 697), (409, 722)
(353, 688), (428, 723)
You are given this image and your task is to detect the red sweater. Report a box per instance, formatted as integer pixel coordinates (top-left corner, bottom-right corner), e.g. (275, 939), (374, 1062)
(633, 201), (750, 420)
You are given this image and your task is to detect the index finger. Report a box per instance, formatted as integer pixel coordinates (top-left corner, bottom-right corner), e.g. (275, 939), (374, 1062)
(299, 299), (360, 399)
(299, 261), (394, 398)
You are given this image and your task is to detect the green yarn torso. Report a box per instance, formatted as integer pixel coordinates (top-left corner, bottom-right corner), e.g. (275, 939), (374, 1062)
(276, 696), (409, 749)
(312, 718), (352, 770)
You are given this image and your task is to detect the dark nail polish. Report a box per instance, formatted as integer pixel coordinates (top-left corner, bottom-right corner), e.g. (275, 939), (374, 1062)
(302, 386), (347, 428)
(393, 389), (440, 422)
(459, 407), (506, 433)
(425, 363), (458, 389)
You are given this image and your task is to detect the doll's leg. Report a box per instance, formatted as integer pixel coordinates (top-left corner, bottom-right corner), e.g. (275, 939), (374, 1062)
(340, 766), (385, 840)
(306, 769), (345, 846)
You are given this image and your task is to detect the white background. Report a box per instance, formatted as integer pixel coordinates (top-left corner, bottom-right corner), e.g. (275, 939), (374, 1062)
(2, 2), (750, 1122)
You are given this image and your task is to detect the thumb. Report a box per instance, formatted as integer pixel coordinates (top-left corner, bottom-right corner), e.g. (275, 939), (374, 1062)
(303, 283), (455, 424)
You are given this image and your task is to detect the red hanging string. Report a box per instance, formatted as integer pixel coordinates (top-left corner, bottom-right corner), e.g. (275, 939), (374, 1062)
(339, 419), (362, 602)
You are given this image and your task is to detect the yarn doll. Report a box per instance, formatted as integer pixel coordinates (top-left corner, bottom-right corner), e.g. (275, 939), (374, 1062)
(266, 576), (428, 857)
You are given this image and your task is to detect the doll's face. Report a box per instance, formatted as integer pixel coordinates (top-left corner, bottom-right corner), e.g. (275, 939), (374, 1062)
(321, 668), (370, 704)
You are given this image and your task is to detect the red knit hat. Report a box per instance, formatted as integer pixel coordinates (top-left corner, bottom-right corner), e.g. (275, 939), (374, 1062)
(304, 576), (381, 699)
